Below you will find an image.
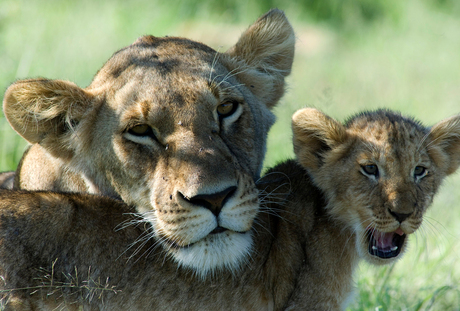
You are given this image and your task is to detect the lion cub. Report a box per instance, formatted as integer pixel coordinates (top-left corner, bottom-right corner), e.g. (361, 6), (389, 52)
(1, 109), (459, 310)
(281, 108), (460, 309)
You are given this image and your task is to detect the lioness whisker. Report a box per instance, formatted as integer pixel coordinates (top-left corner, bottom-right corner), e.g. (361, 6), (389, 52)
(215, 66), (249, 89)
(251, 218), (275, 238)
(208, 48), (222, 84)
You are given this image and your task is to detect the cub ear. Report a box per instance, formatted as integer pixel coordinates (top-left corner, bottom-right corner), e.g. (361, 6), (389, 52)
(3, 78), (93, 159)
(225, 9), (295, 108)
(292, 108), (348, 172)
(426, 114), (460, 175)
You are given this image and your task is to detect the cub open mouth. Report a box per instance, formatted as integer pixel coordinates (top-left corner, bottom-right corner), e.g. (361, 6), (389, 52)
(366, 228), (406, 259)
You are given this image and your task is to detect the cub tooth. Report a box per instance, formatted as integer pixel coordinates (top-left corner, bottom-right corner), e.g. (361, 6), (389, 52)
(372, 246), (378, 250)
(391, 246), (398, 251)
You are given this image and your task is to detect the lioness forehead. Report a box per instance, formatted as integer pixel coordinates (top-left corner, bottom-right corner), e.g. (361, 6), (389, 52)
(90, 36), (221, 92)
(89, 35), (244, 123)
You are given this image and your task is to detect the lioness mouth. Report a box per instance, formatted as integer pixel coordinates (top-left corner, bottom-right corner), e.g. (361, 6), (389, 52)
(366, 228), (406, 259)
(210, 226), (227, 234)
(166, 227), (245, 249)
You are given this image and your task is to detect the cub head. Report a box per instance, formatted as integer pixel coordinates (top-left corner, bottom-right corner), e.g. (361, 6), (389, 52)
(2, 9), (295, 277)
(292, 108), (460, 265)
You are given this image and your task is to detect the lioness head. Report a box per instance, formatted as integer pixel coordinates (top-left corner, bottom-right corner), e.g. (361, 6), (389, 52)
(292, 108), (460, 265)
(3, 9), (295, 276)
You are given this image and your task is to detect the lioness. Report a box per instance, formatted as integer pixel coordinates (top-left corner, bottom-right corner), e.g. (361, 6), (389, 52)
(1, 109), (459, 310)
(1, 9), (295, 276)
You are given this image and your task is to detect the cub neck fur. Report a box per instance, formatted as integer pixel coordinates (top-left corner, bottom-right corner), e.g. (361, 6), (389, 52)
(2, 9), (295, 276)
(1, 109), (459, 310)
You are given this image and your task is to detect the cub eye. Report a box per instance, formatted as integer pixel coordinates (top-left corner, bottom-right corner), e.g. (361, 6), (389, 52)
(362, 164), (379, 177)
(217, 101), (238, 118)
(414, 166), (427, 178)
(127, 124), (157, 140)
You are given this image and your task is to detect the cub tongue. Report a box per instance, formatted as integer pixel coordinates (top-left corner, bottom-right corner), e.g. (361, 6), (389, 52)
(372, 228), (405, 249)
(373, 231), (395, 249)
(368, 228), (406, 258)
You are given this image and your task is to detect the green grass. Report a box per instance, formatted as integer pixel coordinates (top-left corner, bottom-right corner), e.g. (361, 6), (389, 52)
(1, 0), (460, 309)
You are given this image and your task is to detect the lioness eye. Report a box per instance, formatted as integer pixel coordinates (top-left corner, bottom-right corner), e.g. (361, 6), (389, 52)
(217, 101), (238, 118)
(362, 164), (379, 177)
(128, 124), (156, 139)
(414, 166), (426, 177)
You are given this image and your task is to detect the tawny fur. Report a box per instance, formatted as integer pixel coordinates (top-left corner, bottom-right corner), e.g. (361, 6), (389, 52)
(1, 9), (295, 275)
(1, 109), (459, 310)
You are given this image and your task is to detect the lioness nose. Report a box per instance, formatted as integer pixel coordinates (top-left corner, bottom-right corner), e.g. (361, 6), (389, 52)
(188, 186), (237, 216)
(388, 209), (412, 223)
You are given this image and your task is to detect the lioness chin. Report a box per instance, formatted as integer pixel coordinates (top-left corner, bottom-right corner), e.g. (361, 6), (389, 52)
(1, 9), (295, 276)
(1, 109), (459, 310)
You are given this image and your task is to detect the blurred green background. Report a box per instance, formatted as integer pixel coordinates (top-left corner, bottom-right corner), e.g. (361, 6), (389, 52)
(1, 0), (459, 309)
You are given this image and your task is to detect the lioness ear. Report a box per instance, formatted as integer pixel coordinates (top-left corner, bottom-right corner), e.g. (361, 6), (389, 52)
(292, 108), (348, 172)
(426, 114), (460, 175)
(3, 78), (93, 159)
(225, 9), (295, 108)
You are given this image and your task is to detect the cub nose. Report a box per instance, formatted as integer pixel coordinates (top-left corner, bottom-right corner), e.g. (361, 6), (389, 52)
(187, 186), (237, 216)
(388, 209), (412, 223)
